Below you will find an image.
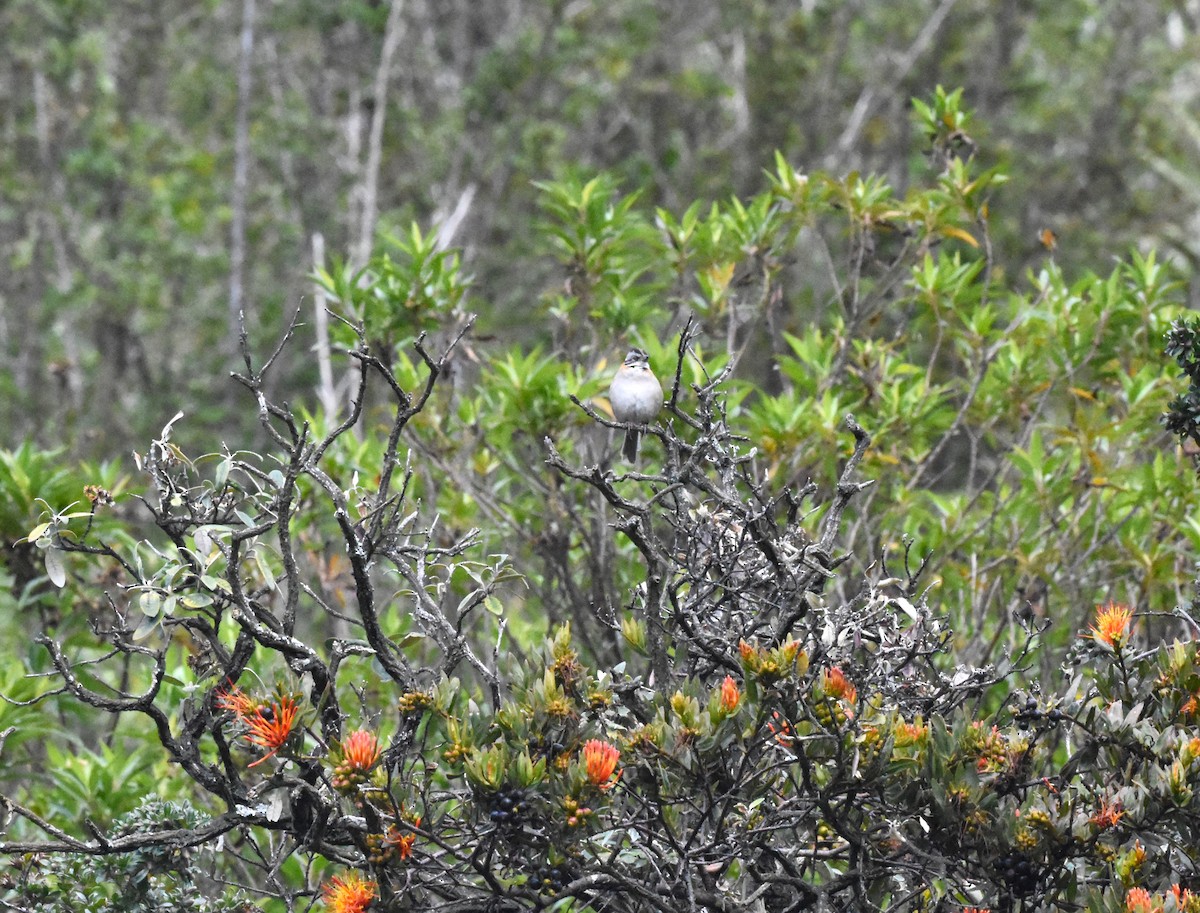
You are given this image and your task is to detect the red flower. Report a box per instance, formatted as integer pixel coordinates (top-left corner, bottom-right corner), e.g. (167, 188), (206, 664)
(323, 871), (377, 913)
(582, 739), (620, 790)
(767, 711), (795, 747)
(1173, 885), (1197, 911)
(768, 710), (796, 743)
(894, 720), (928, 746)
(243, 693), (299, 766)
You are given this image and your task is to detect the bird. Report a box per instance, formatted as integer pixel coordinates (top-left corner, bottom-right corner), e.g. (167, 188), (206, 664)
(609, 348), (663, 462)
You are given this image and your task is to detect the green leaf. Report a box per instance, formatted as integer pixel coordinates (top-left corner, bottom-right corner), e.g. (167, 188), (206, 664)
(253, 549), (277, 591)
(132, 615), (160, 641)
(25, 521), (52, 543)
(139, 591), (162, 617)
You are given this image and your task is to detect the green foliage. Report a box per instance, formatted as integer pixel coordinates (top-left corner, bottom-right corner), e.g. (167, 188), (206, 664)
(0, 662), (63, 787)
(3, 87), (1200, 912)
(8, 798), (248, 912)
(0, 443), (128, 632)
(338, 612), (1200, 911)
(5, 1), (1198, 462)
(35, 743), (181, 831)
(0, 444), (124, 541)
(536, 173), (668, 336)
(317, 223), (472, 350)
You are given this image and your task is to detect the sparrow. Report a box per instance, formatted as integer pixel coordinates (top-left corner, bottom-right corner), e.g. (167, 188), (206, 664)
(608, 349), (663, 461)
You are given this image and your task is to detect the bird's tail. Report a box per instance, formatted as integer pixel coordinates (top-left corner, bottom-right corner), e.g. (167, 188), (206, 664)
(623, 429), (640, 462)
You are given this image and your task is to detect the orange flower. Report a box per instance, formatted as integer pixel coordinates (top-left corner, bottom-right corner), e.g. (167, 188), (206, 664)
(382, 817), (420, 861)
(822, 666), (857, 704)
(894, 720), (928, 746)
(341, 730), (382, 772)
(582, 739), (620, 790)
(1088, 601), (1134, 649)
(1184, 737), (1200, 765)
(738, 641), (756, 664)
(1173, 885), (1197, 911)
(964, 908), (991, 913)
(1090, 800), (1124, 830)
(241, 693), (300, 767)
(719, 675), (740, 712)
(1128, 839), (1146, 869)
(1125, 887), (1159, 913)
(767, 711), (795, 746)
(216, 685), (257, 717)
(396, 816), (420, 860)
(218, 685), (300, 766)
(322, 871), (377, 913)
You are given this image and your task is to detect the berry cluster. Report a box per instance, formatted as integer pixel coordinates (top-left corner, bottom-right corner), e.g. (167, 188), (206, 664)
(528, 736), (567, 763)
(1012, 697), (1066, 730)
(330, 730), (381, 793)
(814, 821), (837, 846)
(994, 851), (1040, 897)
(331, 761), (369, 792)
(812, 697), (849, 729)
(532, 861), (576, 894)
(397, 690), (433, 714)
(484, 785), (528, 829)
(561, 794), (593, 828)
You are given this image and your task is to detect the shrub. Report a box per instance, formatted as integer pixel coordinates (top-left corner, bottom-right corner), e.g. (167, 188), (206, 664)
(2, 90), (1197, 913)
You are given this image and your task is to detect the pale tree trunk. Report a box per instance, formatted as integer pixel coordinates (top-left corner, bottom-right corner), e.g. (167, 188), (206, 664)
(311, 232), (339, 417)
(33, 69), (84, 412)
(352, 0), (407, 270)
(828, 0), (959, 164)
(228, 0), (256, 358)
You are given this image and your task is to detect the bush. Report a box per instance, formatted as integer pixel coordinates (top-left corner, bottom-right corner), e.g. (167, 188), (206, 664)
(8, 798), (248, 912)
(2, 90), (1198, 912)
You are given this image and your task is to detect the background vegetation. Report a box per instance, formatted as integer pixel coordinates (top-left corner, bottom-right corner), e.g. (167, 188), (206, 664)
(3, 0), (1200, 452)
(2, 1), (1200, 911)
